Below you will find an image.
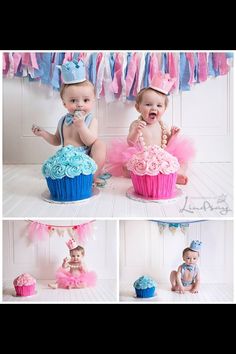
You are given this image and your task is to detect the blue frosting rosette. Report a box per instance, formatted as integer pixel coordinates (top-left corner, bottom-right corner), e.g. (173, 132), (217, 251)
(42, 145), (97, 179)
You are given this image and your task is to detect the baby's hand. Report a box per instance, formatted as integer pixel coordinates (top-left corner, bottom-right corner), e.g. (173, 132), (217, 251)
(171, 126), (180, 137)
(74, 110), (87, 121)
(32, 124), (44, 136)
(73, 115), (85, 128)
(179, 286), (185, 294)
(135, 119), (147, 133)
(62, 257), (69, 267)
(190, 287), (199, 294)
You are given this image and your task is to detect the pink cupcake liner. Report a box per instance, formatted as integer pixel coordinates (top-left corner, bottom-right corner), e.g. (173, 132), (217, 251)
(131, 172), (177, 199)
(14, 284), (36, 297)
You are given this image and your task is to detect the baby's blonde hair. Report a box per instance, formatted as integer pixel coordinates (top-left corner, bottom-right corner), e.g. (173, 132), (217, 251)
(136, 87), (169, 107)
(60, 80), (95, 99)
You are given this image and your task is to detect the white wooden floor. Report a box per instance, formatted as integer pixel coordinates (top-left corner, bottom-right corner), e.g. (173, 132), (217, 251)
(3, 279), (117, 303)
(3, 163), (233, 217)
(119, 283), (233, 303)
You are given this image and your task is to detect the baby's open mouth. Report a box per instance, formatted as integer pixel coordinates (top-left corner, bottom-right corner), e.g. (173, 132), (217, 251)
(149, 113), (157, 119)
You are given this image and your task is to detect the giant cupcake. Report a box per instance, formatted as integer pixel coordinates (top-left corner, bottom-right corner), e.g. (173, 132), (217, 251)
(133, 275), (157, 298)
(127, 145), (180, 199)
(42, 145), (97, 202)
(13, 273), (36, 297)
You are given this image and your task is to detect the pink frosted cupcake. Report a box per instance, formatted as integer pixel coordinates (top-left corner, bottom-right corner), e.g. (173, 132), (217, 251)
(13, 273), (36, 297)
(127, 145), (180, 199)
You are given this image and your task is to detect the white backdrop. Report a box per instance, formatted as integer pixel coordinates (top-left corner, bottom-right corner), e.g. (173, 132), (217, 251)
(3, 69), (233, 163)
(3, 220), (117, 280)
(120, 220), (233, 285)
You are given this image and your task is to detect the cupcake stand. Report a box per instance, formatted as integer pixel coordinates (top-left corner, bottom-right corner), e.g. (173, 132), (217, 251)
(126, 186), (184, 204)
(13, 292), (37, 298)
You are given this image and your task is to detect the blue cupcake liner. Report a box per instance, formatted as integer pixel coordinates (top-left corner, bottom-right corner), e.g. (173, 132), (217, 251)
(46, 174), (93, 201)
(135, 287), (156, 298)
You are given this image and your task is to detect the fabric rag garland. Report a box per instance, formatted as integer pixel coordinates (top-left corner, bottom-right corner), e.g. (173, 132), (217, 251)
(27, 220), (95, 245)
(2, 52), (233, 102)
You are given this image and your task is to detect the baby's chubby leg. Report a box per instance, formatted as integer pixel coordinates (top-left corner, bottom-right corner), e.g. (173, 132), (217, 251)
(170, 271), (178, 291)
(90, 139), (107, 181)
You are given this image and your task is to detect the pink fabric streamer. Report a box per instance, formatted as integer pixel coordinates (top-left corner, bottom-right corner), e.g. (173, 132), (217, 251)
(213, 53), (229, 75)
(63, 52), (73, 63)
(198, 53), (208, 82)
(13, 53), (22, 73)
(168, 52), (178, 91)
(22, 53), (31, 67)
(110, 53), (123, 97)
(30, 53), (39, 69)
(28, 221), (48, 242)
(96, 52), (105, 97)
(3, 53), (10, 75)
(186, 53), (195, 85)
(149, 53), (159, 81)
(73, 222), (93, 245)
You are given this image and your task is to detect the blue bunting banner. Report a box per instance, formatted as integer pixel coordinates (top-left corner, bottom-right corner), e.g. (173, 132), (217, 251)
(151, 220), (208, 235)
(2, 52), (233, 102)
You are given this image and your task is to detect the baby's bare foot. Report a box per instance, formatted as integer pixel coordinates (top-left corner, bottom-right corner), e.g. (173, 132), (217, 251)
(94, 178), (106, 187)
(176, 174), (188, 185)
(48, 283), (58, 289)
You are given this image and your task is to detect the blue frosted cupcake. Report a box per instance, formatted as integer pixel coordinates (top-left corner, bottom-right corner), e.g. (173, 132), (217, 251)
(133, 276), (157, 298)
(42, 145), (97, 202)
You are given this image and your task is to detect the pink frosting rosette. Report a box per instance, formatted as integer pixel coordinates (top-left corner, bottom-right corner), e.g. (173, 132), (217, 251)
(127, 145), (180, 176)
(13, 273), (36, 286)
(132, 160), (148, 175)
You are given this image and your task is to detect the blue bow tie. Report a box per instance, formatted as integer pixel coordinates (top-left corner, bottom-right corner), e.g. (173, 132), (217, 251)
(183, 264), (194, 272)
(65, 114), (74, 126)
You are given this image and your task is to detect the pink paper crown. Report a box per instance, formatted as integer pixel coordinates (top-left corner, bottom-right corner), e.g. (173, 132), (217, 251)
(149, 73), (176, 95)
(66, 238), (78, 250)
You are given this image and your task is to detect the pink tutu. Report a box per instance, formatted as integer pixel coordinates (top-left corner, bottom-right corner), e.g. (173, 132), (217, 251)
(56, 267), (97, 289)
(166, 134), (196, 165)
(106, 138), (140, 176)
(106, 135), (195, 177)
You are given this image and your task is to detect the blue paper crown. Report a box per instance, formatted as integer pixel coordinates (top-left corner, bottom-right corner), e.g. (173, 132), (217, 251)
(59, 60), (86, 84)
(189, 240), (202, 252)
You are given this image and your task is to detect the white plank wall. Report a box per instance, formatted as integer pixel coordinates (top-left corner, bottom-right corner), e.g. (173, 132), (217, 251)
(3, 69), (233, 164)
(120, 220), (233, 285)
(3, 220), (117, 280)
